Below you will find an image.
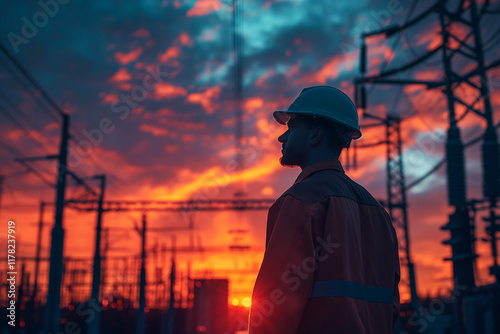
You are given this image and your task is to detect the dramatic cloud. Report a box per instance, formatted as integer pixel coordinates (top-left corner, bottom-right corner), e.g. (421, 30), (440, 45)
(0, 0), (498, 306)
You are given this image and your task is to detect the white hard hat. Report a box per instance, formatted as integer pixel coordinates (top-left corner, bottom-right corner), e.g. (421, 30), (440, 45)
(273, 86), (362, 140)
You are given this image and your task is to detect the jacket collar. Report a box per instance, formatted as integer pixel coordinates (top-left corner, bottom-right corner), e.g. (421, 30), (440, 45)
(294, 159), (344, 184)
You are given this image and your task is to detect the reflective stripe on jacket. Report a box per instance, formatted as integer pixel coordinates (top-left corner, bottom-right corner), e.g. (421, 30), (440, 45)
(249, 159), (400, 334)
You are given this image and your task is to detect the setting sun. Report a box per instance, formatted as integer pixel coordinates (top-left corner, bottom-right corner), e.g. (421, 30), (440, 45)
(241, 297), (252, 308)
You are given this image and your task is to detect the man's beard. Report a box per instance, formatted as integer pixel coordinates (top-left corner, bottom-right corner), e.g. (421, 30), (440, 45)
(279, 155), (300, 168)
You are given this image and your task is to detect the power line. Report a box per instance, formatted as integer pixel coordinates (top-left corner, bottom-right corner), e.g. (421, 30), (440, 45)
(355, 0), (500, 317)
(407, 121), (500, 190)
(366, 0), (420, 97)
(15, 158), (55, 188)
(0, 137), (26, 157)
(0, 137), (56, 186)
(402, 6), (500, 75)
(0, 90), (52, 138)
(0, 42), (132, 196)
(0, 57), (60, 123)
(0, 41), (63, 119)
(402, 29), (443, 67)
(66, 139), (135, 195)
(0, 103), (54, 154)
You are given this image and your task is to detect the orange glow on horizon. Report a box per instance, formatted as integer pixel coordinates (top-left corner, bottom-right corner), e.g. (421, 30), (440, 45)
(3, 8), (499, 312)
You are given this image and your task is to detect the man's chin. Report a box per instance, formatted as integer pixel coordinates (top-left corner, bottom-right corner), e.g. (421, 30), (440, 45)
(279, 156), (298, 167)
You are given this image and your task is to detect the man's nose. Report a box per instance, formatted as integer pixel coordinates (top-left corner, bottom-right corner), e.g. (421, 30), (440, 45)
(278, 131), (287, 143)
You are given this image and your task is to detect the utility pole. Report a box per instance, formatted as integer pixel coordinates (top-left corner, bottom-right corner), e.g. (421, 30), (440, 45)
(102, 228), (109, 293)
(32, 201), (45, 301)
(166, 256), (176, 334)
(45, 112), (69, 334)
(162, 235), (176, 334)
(23, 200), (46, 332)
(135, 213), (147, 334)
(19, 263), (26, 312)
(89, 175), (106, 334)
(0, 41), (108, 332)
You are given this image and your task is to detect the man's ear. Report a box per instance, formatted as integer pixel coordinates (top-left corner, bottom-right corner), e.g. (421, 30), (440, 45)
(309, 127), (323, 146)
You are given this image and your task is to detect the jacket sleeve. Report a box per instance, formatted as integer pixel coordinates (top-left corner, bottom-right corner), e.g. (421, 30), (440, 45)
(249, 195), (315, 334)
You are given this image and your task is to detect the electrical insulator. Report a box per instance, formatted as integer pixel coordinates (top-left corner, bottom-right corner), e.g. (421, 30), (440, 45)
(446, 126), (466, 206)
(441, 209), (476, 288)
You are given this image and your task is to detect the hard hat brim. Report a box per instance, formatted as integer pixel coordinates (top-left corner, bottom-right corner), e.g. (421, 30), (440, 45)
(272, 110), (291, 125)
(273, 110), (362, 140)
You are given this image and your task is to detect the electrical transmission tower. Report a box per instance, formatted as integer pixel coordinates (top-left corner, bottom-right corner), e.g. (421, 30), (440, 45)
(347, 109), (419, 308)
(385, 116), (418, 298)
(384, 115), (418, 308)
(356, 0), (500, 331)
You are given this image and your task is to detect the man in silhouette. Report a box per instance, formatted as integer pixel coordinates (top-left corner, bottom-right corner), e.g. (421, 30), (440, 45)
(249, 86), (400, 333)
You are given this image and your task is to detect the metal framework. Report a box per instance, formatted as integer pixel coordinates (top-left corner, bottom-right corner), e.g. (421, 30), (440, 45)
(66, 198), (275, 212)
(351, 111), (419, 307)
(385, 117), (418, 307)
(355, 0), (500, 332)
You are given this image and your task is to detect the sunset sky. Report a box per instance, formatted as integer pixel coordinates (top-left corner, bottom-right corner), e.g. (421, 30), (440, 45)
(0, 0), (499, 307)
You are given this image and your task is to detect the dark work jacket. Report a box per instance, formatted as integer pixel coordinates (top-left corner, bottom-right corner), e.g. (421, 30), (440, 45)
(249, 159), (400, 334)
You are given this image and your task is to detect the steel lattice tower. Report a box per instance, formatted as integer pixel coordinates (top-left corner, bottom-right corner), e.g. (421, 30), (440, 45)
(385, 116), (419, 307)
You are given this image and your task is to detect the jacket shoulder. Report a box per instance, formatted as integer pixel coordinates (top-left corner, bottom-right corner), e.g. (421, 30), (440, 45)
(283, 169), (382, 207)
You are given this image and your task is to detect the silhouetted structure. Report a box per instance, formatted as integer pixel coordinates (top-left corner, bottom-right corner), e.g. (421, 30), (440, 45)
(190, 279), (229, 334)
(355, 0), (500, 332)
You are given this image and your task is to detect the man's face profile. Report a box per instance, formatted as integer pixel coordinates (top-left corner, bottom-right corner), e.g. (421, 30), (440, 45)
(277, 114), (307, 167)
